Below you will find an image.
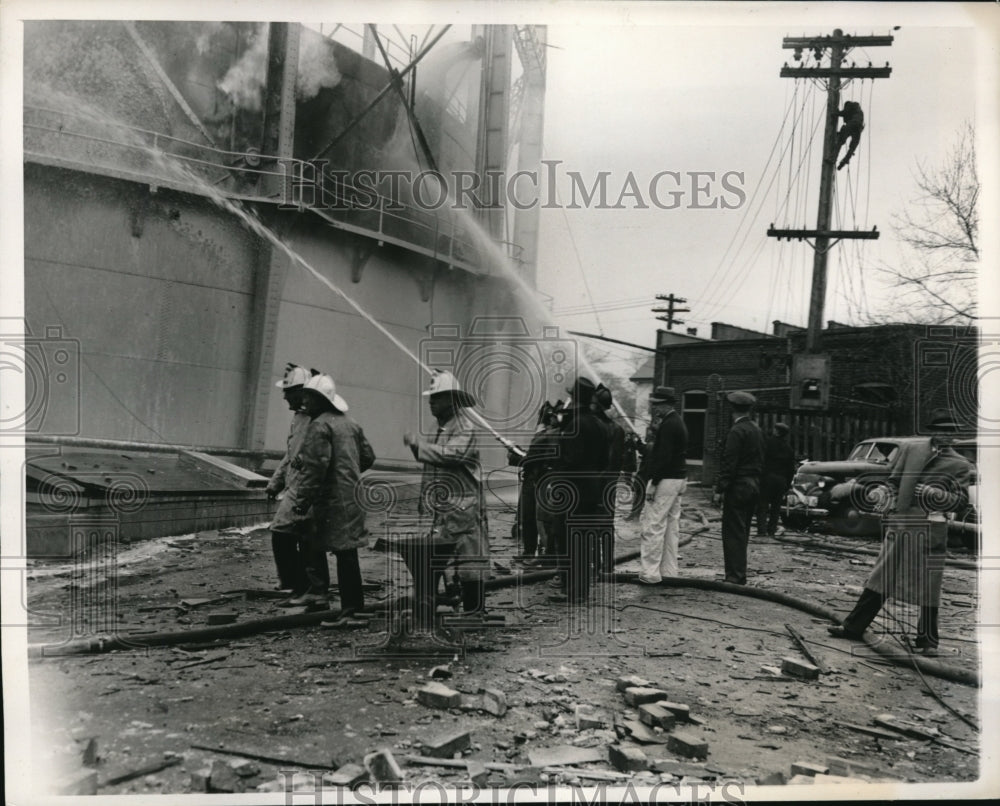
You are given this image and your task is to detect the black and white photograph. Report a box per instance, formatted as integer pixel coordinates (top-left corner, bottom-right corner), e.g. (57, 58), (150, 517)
(2, 1), (998, 802)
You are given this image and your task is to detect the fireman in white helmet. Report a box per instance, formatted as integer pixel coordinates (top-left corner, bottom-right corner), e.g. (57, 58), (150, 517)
(267, 363), (315, 594)
(271, 373), (375, 617)
(403, 370), (489, 621)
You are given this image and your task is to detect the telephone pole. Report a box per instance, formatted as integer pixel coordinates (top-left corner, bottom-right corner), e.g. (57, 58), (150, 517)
(652, 293), (690, 330)
(767, 29), (892, 352)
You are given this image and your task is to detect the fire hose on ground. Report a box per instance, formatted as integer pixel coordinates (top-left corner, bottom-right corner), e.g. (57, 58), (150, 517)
(27, 528), (979, 688)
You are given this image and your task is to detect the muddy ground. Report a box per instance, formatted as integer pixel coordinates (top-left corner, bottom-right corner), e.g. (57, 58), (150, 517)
(22, 483), (983, 797)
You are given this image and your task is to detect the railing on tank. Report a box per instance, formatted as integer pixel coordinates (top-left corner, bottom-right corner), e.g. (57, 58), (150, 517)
(23, 104), (488, 275)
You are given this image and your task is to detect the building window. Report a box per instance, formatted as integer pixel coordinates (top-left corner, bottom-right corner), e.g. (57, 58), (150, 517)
(683, 391), (707, 464)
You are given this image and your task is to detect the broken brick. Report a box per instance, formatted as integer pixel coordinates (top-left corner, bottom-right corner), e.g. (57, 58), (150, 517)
(787, 774), (815, 785)
(322, 763), (368, 788)
(482, 689), (508, 717)
(189, 766), (213, 793)
(609, 744), (648, 772)
(575, 705), (607, 730)
(465, 760), (488, 787)
(781, 657), (820, 681)
(623, 686), (669, 706)
(638, 703), (677, 730)
(231, 760), (260, 778)
(416, 682), (462, 710)
(667, 730), (708, 760)
(790, 761), (829, 777)
(209, 760), (245, 793)
(622, 719), (668, 745)
(616, 674), (652, 692)
(655, 700), (691, 721)
(364, 749), (404, 784)
(420, 729), (472, 758)
(826, 757), (881, 779)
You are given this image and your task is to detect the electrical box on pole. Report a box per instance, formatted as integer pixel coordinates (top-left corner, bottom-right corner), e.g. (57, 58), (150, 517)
(790, 353), (831, 410)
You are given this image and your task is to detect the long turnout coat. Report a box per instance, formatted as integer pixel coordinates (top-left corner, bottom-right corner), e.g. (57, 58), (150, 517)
(270, 411), (372, 552)
(415, 411), (488, 580)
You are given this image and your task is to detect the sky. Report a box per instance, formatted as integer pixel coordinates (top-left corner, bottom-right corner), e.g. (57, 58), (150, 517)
(292, 8), (988, 377)
(533, 14), (984, 364)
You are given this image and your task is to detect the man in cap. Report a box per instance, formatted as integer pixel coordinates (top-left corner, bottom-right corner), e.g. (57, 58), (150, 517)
(267, 363), (315, 594)
(545, 376), (608, 603)
(827, 409), (973, 656)
(270, 374), (374, 615)
(627, 386), (676, 521)
(591, 384), (626, 576)
(404, 371), (489, 620)
(756, 422), (797, 537)
(714, 391), (765, 585)
(637, 386), (688, 584)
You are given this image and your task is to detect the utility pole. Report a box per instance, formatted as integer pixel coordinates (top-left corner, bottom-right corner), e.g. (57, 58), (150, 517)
(652, 293), (690, 330)
(767, 29), (892, 353)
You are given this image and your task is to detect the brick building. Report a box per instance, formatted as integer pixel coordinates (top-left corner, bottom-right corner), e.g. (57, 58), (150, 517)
(654, 321), (978, 485)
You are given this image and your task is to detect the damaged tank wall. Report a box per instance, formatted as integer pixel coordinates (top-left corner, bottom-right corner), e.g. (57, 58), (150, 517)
(23, 20), (528, 466)
(24, 164), (261, 446)
(260, 216), (482, 463)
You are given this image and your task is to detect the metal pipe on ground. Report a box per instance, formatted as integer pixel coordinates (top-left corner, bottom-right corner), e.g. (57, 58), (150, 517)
(28, 527), (978, 687)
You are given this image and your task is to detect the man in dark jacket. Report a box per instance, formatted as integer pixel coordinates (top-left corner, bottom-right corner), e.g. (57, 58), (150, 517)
(637, 387), (688, 584)
(756, 422), (797, 536)
(508, 402), (561, 565)
(545, 376), (608, 604)
(592, 384), (626, 576)
(714, 391), (765, 585)
(836, 100), (865, 170)
(627, 387), (674, 521)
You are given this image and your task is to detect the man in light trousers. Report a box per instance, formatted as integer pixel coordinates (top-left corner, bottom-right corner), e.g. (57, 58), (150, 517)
(638, 387), (688, 584)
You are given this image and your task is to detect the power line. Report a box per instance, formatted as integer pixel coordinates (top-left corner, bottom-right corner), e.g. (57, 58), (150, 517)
(543, 146), (605, 335)
(695, 84), (804, 318)
(700, 84), (824, 321)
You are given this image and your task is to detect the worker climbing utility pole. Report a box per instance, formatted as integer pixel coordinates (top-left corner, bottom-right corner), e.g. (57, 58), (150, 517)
(767, 29), (892, 354)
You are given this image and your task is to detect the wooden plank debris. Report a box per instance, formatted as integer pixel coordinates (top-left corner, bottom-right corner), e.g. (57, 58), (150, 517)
(784, 623), (828, 673)
(102, 756), (182, 787)
(526, 745), (605, 768)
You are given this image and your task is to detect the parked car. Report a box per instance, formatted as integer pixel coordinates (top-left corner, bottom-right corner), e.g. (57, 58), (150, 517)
(782, 436), (979, 542)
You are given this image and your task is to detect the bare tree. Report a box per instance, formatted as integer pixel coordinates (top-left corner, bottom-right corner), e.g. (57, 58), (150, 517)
(878, 122), (979, 323)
